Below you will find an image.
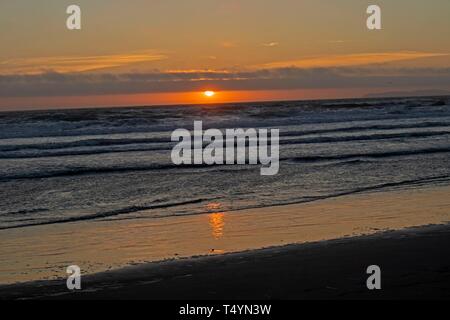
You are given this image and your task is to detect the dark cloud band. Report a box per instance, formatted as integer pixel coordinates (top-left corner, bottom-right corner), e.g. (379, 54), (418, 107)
(1, 67), (450, 97)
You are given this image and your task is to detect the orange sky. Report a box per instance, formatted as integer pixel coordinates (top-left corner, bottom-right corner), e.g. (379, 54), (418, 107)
(1, 0), (450, 110)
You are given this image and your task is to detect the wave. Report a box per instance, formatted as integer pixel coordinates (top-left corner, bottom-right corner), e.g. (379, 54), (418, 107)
(0, 137), (170, 152)
(2, 121), (449, 152)
(280, 121), (450, 137)
(1, 146), (449, 182)
(0, 208), (48, 217)
(280, 130), (450, 146)
(285, 147), (450, 163)
(2, 174), (449, 230)
(1, 129), (449, 160)
(0, 163), (222, 182)
(1, 107), (449, 141)
(0, 198), (209, 230)
(0, 145), (167, 159)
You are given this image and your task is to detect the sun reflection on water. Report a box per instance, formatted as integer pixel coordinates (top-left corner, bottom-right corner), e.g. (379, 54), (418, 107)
(208, 212), (225, 240)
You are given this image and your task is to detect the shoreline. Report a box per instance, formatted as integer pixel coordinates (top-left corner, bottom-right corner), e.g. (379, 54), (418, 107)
(1, 223), (450, 299)
(1, 185), (450, 285)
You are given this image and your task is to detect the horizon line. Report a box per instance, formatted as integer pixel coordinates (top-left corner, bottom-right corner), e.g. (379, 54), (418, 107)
(1, 93), (449, 114)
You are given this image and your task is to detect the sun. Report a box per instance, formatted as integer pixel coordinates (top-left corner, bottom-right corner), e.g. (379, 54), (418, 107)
(204, 90), (215, 97)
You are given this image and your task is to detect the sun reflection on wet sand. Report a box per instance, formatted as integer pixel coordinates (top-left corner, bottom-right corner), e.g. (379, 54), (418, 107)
(1, 187), (450, 283)
(209, 213), (225, 240)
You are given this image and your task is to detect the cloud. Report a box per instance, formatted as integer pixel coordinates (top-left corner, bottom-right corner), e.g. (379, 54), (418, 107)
(0, 52), (167, 75)
(1, 66), (449, 98)
(256, 52), (449, 69)
(263, 42), (279, 47)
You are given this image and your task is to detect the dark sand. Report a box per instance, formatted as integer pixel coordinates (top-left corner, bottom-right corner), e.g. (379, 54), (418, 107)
(1, 224), (450, 300)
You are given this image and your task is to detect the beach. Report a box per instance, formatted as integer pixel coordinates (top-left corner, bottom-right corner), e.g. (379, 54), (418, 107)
(2, 0), (450, 303)
(0, 97), (449, 299)
(1, 223), (449, 300)
(1, 185), (450, 299)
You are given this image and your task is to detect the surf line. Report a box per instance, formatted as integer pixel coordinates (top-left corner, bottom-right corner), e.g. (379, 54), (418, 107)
(171, 121), (279, 176)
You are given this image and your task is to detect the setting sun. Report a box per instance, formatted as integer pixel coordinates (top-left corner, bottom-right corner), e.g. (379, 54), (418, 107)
(204, 91), (215, 97)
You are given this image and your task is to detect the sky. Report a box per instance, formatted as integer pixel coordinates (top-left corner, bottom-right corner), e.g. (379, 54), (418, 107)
(0, 0), (450, 110)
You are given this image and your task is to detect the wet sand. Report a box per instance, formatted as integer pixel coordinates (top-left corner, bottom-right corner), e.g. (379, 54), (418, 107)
(0, 185), (450, 299)
(1, 185), (450, 285)
(1, 223), (450, 300)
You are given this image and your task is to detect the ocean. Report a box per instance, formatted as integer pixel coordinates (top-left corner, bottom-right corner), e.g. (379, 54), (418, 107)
(1, 96), (449, 230)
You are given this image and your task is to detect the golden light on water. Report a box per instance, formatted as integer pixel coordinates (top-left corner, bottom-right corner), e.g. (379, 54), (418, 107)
(206, 202), (225, 240)
(209, 213), (225, 240)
